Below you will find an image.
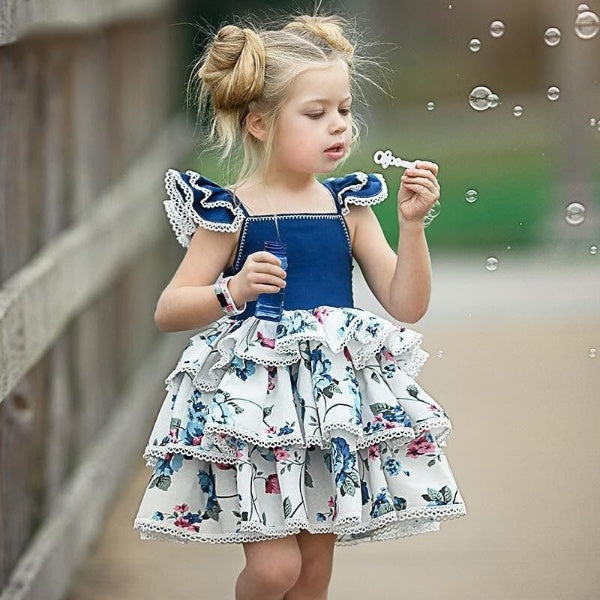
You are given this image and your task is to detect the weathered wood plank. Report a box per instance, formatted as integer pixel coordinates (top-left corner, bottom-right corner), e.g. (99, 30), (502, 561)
(0, 0), (171, 46)
(0, 115), (195, 403)
(0, 357), (46, 590)
(0, 332), (188, 600)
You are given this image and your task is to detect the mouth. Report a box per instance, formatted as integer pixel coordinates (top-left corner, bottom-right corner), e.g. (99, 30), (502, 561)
(324, 143), (345, 159)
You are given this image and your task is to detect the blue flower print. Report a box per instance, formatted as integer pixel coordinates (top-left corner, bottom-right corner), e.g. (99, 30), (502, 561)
(370, 487), (395, 518)
(310, 348), (341, 399)
(148, 452), (184, 491)
(229, 355), (256, 381)
(331, 437), (360, 497)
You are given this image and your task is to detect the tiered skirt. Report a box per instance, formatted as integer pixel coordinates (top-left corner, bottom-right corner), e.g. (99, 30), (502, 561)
(133, 306), (467, 546)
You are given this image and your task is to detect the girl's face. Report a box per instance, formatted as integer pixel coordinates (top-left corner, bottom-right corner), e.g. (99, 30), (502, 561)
(268, 59), (353, 177)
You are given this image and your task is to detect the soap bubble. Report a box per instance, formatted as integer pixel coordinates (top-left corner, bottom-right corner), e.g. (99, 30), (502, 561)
(565, 202), (586, 225)
(589, 348), (598, 358)
(577, 4), (590, 13)
(469, 86), (493, 110)
(485, 256), (499, 271)
(544, 27), (562, 46)
(547, 86), (560, 101)
(423, 200), (442, 228)
(427, 101), (436, 111)
(436, 350), (444, 358)
(513, 105), (524, 117)
(488, 93), (501, 108)
(490, 20), (505, 38)
(575, 10), (599, 39)
(465, 189), (478, 203)
(469, 38), (481, 52)
(590, 244), (598, 255)
(590, 117), (597, 127)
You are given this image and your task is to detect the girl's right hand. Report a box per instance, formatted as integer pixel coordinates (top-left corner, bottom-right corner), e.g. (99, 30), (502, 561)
(228, 251), (287, 305)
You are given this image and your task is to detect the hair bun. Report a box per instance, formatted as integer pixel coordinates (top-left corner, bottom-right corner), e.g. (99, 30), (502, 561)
(199, 24), (266, 110)
(283, 15), (354, 58)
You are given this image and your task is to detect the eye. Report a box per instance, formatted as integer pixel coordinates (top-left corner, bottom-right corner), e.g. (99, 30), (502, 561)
(339, 107), (352, 116)
(306, 112), (325, 119)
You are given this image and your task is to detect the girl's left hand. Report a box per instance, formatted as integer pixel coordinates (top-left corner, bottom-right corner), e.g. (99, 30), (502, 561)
(398, 160), (441, 225)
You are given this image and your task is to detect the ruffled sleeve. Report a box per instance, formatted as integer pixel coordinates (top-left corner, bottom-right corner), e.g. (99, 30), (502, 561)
(163, 169), (245, 247)
(321, 171), (388, 216)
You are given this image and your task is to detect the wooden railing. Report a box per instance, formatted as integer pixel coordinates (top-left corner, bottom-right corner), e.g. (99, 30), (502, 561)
(0, 2), (196, 597)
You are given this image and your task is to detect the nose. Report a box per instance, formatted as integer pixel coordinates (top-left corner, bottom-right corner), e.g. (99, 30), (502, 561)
(330, 112), (347, 134)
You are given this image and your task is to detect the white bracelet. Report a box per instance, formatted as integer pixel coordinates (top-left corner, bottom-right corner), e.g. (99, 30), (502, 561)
(213, 274), (246, 316)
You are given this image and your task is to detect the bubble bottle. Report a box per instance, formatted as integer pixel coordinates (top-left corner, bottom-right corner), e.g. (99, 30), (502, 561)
(255, 240), (287, 322)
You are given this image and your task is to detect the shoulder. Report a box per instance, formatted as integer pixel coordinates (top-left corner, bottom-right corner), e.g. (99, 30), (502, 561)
(321, 171), (388, 216)
(163, 169), (246, 248)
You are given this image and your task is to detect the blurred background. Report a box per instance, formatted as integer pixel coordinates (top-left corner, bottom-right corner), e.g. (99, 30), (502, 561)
(0, 1), (598, 599)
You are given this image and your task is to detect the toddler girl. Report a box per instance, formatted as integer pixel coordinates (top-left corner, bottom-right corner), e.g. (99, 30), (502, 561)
(133, 12), (467, 600)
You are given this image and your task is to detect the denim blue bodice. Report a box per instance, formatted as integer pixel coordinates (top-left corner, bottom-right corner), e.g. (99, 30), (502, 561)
(163, 169), (388, 320)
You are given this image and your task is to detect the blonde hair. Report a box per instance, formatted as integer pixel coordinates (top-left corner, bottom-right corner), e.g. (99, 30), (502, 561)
(187, 11), (384, 188)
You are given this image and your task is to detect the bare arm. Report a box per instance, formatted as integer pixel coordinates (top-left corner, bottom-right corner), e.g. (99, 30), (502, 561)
(389, 220), (431, 323)
(351, 206), (430, 323)
(154, 227), (239, 332)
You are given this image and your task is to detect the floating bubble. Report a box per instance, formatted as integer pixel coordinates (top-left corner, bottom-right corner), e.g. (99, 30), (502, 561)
(578, 4), (590, 13)
(590, 244), (598, 255)
(469, 38), (481, 52)
(565, 202), (586, 225)
(436, 350), (444, 358)
(506, 245), (512, 250)
(575, 10), (600, 39)
(423, 200), (442, 228)
(544, 27), (562, 46)
(490, 20), (505, 38)
(485, 256), (499, 271)
(465, 189), (478, 203)
(427, 101), (435, 111)
(487, 93), (501, 108)
(513, 105), (524, 117)
(590, 117), (597, 126)
(589, 348), (598, 358)
(469, 85), (493, 110)
(547, 86), (560, 101)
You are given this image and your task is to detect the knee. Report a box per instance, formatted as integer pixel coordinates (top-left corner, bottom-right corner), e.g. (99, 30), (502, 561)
(246, 548), (302, 593)
(298, 556), (334, 591)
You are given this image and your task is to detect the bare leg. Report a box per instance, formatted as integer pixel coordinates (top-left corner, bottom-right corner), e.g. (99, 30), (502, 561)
(284, 530), (337, 600)
(235, 534), (303, 600)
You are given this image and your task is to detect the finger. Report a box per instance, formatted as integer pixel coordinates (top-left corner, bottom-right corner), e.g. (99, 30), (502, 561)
(254, 251), (284, 266)
(403, 168), (437, 182)
(414, 160), (439, 176)
(401, 176), (437, 191)
(401, 182), (438, 198)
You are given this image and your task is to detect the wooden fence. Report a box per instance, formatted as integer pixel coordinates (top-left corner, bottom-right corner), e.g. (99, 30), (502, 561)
(0, 2), (196, 598)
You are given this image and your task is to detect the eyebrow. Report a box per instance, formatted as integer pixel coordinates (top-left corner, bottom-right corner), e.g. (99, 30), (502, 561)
(300, 96), (352, 105)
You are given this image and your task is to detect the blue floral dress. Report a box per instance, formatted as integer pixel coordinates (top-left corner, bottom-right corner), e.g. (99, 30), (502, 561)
(132, 169), (467, 546)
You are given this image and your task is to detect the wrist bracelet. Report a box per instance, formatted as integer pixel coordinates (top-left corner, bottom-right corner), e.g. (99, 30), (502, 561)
(214, 274), (246, 316)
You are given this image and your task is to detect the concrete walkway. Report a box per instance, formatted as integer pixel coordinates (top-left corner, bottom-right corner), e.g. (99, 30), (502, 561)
(65, 252), (600, 600)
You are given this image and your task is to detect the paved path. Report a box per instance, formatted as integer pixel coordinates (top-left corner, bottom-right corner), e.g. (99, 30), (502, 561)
(65, 253), (600, 600)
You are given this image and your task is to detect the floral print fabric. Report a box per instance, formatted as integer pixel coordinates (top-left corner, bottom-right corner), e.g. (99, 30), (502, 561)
(133, 306), (467, 546)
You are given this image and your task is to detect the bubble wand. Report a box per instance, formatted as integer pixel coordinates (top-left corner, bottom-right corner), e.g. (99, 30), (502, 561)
(373, 149), (441, 227)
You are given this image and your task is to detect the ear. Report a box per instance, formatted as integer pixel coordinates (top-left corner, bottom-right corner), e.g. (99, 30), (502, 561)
(245, 111), (267, 142)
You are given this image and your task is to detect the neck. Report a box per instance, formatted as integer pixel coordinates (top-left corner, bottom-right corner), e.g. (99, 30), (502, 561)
(253, 166), (318, 194)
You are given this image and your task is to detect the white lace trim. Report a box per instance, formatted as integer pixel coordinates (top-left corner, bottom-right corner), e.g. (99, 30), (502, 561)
(322, 172), (388, 216)
(163, 169), (245, 247)
(165, 308), (428, 392)
(133, 503), (466, 546)
(142, 414), (452, 468)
